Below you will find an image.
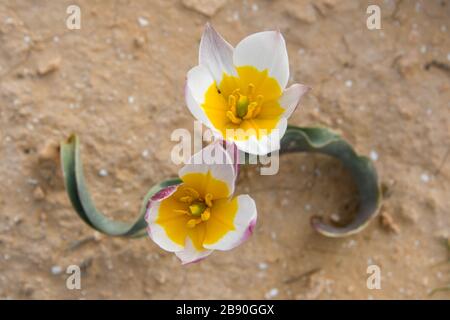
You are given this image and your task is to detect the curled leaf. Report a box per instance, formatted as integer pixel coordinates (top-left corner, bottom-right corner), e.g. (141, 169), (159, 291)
(280, 126), (382, 237)
(60, 134), (181, 237)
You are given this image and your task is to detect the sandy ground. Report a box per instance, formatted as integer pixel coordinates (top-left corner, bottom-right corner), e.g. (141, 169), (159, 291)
(0, 0), (449, 300)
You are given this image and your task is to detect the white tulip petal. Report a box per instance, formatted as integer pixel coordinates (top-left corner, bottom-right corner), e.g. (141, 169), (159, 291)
(234, 118), (287, 156)
(234, 31), (289, 89)
(199, 23), (236, 84)
(204, 195), (257, 251)
(185, 64), (216, 128)
(175, 237), (213, 265)
(280, 84), (310, 119)
(179, 141), (236, 197)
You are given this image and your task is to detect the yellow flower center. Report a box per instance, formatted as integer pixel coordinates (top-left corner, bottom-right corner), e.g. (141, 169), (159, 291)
(225, 84), (264, 125)
(155, 171), (238, 251)
(202, 66), (284, 141)
(175, 187), (213, 228)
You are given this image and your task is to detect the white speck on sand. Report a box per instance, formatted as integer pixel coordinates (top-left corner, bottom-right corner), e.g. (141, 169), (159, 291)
(370, 150), (378, 161)
(98, 169), (109, 177)
(420, 173), (430, 183)
(258, 262), (268, 271)
(138, 17), (149, 27)
(51, 265), (63, 275)
(265, 288), (279, 299)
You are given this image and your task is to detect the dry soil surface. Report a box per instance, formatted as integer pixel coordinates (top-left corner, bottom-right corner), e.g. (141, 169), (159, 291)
(0, 0), (449, 299)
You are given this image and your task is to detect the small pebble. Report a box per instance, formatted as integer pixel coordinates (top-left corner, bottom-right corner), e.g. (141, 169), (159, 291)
(138, 17), (149, 27)
(258, 262), (268, 271)
(251, 3), (259, 11)
(98, 169), (109, 177)
(265, 288), (279, 299)
(33, 186), (45, 200)
(345, 80), (353, 88)
(347, 239), (357, 248)
(370, 150), (378, 161)
(420, 45), (427, 54)
(304, 204), (311, 211)
(447, 53), (450, 61)
(128, 96), (135, 104)
(142, 149), (149, 158)
(420, 173), (430, 183)
(51, 265), (63, 275)
(330, 213), (340, 223)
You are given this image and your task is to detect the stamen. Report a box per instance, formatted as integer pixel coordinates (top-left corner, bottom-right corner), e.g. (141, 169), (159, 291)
(243, 102), (258, 120)
(247, 83), (255, 96)
(227, 111), (242, 124)
(187, 218), (201, 228)
(228, 95), (236, 108)
(179, 196), (194, 204)
(173, 209), (190, 215)
(201, 208), (211, 221)
(254, 104), (262, 117)
(204, 193), (213, 207)
(184, 187), (199, 199)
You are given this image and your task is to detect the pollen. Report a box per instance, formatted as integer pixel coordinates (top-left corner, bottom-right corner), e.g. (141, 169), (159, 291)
(204, 193), (213, 207)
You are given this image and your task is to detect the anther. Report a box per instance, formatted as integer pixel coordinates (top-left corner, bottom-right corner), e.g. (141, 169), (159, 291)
(201, 209), (211, 221)
(243, 102), (258, 120)
(248, 83), (255, 96)
(184, 187), (199, 199)
(187, 219), (200, 228)
(205, 193), (213, 207)
(227, 111), (242, 124)
(179, 196), (194, 204)
(228, 95), (236, 108)
(173, 209), (190, 215)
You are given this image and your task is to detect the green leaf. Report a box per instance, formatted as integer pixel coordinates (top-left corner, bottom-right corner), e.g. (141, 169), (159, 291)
(280, 126), (382, 237)
(60, 134), (181, 237)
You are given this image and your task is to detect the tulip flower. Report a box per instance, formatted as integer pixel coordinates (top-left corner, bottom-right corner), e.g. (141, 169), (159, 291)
(145, 141), (257, 264)
(185, 23), (310, 155)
